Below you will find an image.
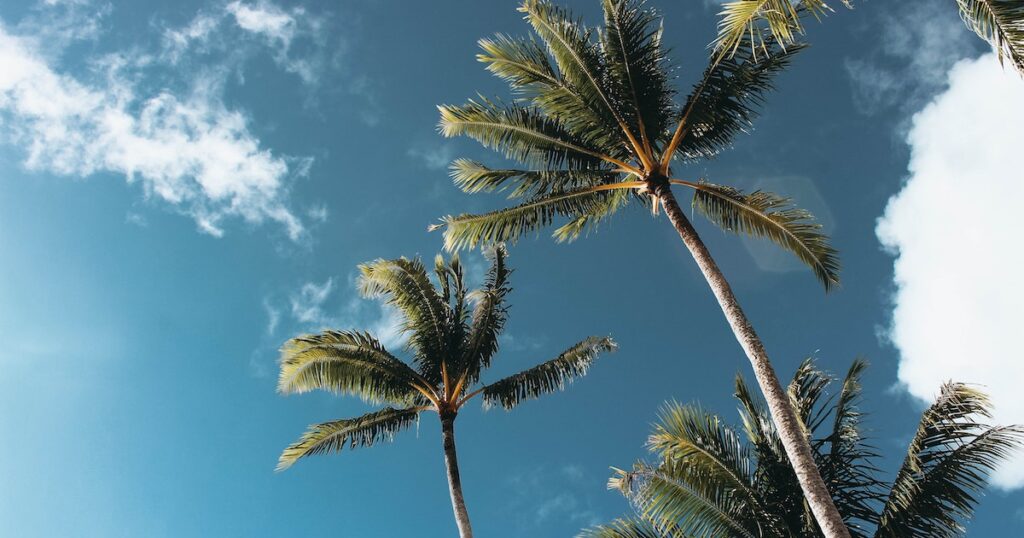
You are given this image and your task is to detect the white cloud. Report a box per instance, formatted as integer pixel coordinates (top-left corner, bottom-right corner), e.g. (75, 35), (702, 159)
(877, 53), (1024, 489)
(161, 0), (331, 86)
(0, 9), (309, 240)
(289, 278), (335, 324)
(227, 1), (297, 45)
(283, 276), (408, 349)
(845, 0), (975, 114)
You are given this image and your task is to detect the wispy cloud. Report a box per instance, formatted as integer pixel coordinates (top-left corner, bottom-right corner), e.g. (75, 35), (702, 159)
(844, 0), (976, 115)
(877, 53), (1024, 489)
(407, 143), (455, 171)
(0, 1), (340, 240)
(505, 464), (604, 532)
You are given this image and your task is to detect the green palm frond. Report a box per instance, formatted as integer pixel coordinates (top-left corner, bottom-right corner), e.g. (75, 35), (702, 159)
(277, 406), (422, 471)
(433, 183), (635, 251)
(672, 38), (803, 163)
(457, 244), (512, 386)
(450, 158), (620, 198)
(578, 517), (679, 538)
(612, 462), (760, 538)
(957, 0), (1024, 74)
(600, 0), (674, 148)
(787, 358), (834, 433)
(481, 336), (616, 410)
(438, 98), (612, 170)
(278, 330), (424, 405)
(477, 33), (629, 154)
(877, 383), (1024, 537)
(713, 0), (843, 59)
(815, 360), (883, 536)
(358, 257), (451, 383)
(686, 181), (840, 290)
(519, 0), (639, 151)
(647, 403), (762, 512)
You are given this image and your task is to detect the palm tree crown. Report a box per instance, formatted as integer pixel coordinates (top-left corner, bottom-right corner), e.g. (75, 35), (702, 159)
(583, 360), (1024, 538)
(434, 0), (839, 288)
(275, 246), (616, 537)
(433, 1), (850, 535)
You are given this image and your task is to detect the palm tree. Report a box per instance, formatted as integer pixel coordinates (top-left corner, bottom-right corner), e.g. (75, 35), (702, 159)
(582, 359), (1024, 538)
(275, 246), (616, 538)
(432, 0), (847, 534)
(714, 1), (1024, 76)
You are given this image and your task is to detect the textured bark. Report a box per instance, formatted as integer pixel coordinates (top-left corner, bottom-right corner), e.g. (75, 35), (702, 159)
(656, 187), (851, 538)
(441, 414), (474, 538)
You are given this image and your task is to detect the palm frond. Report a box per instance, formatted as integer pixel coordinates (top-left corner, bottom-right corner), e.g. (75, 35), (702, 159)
(438, 98), (612, 171)
(814, 359), (884, 536)
(519, 0), (642, 156)
(480, 336), (616, 410)
(449, 158), (619, 198)
(578, 517), (676, 538)
(276, 406), (422, 471)
(686, 181), (840, 290)
(477, 33), (630, 155)
(672, 38), (803, 163)
(957, 0), (1024, 74)
(612, 462), (760, 538)
(877, 383), (1024, 537)
(358, 257), (451, 383)
(600, 0), (674, 148)
(457, 244), (512, 387)
(647, 402), (762, 513)
(432, 183), (635, 251)
(713, 0), (843, 59)
(787, 358), (833, 433)
(277, 330), (425, 405)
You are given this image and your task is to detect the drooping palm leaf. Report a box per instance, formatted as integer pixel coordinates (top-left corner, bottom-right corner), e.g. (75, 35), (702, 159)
(612, 461), (760, 538)
(877, 383), (1024, 537)
(277, 406), (423, 471)
(956, 0), (1024, 74)
(685, 180), (840, 290)
(278, 330), (426, 405)
(579, 517), (672, 538)
(481, 335), (616, 409)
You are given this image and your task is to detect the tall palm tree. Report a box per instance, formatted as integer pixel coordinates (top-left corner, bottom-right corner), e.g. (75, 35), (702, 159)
(275, 247), (616, 538)
(432, 0), (847, 533)
(714, 1), (1024, 76)
(582, 360), (1024, 538)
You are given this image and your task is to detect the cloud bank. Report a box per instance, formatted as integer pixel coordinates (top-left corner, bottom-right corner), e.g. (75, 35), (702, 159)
(877, 53), (1024, 488)
(0, 1), (335, 240)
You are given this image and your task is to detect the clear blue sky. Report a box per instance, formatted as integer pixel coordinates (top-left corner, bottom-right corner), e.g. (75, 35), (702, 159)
(1, 0), (1021, 536)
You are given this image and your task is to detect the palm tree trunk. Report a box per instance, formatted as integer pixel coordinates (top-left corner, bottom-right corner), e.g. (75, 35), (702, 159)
(440, 414), (474, 538)
(657, 188), (851, 538)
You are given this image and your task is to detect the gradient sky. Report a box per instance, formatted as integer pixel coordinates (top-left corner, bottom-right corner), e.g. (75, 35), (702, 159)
(1, 0), (1022, 536)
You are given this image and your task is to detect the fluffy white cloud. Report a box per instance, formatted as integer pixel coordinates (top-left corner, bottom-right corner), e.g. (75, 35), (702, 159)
(877, 53), (1024, 489)
(0, 7), (310, 239)
(227, 1), (298, 45)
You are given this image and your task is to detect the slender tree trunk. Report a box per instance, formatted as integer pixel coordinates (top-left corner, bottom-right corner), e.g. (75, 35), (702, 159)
(656, 187), (851, 538)
(440, 414), (474, 538)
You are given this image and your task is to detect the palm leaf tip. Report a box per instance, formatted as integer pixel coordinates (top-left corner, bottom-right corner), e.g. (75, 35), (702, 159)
(481, 335), (616, 410)
(276, 407), (421, 472)
(688, 181), (840, 290)
(957, 0), (1024, 74)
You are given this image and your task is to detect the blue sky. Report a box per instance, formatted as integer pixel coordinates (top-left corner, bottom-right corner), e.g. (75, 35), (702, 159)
(1, 0), (1022, 535)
